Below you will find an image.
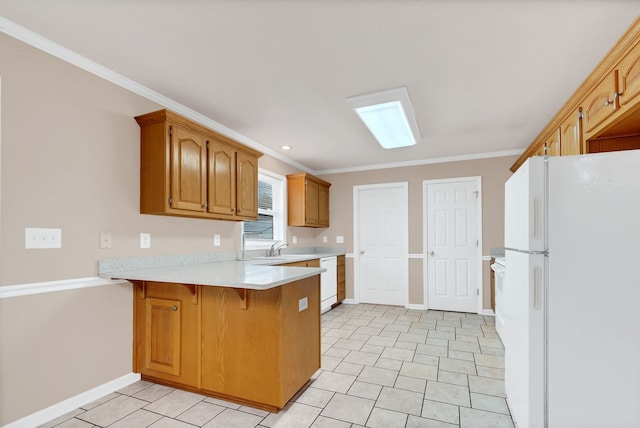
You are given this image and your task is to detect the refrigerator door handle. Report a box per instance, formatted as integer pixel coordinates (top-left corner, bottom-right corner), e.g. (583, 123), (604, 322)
(533, 266), (543, 310)
(533, 196), (542, 241)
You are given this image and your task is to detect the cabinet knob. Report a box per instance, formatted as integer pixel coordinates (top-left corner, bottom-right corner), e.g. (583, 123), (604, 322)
(237, 209), (242, 213)
(171, 306), (178, 311)
(231, 208), (235, 213)
(604, 99), (612, 106)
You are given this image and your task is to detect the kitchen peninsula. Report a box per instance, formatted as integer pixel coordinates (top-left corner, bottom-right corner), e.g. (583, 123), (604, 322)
(100, 255), (326, 411)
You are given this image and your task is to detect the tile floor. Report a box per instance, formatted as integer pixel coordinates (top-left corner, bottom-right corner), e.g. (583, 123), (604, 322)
(40, 304), (514, 428)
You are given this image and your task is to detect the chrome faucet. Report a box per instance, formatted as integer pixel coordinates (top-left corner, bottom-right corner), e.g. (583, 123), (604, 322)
(241, 232), (262, 260)
(268, 241), (288, 257)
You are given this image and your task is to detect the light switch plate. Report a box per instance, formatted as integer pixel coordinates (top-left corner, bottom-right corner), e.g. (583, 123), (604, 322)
(140, 233), (151, 249)
(25, 228), (62, 249)
(213, 234), (221, 246)
(298, 297), (308, 312)
(292, 236), (298, 244)
(322, 236), (328, 243)
(336, 235), (344, 244)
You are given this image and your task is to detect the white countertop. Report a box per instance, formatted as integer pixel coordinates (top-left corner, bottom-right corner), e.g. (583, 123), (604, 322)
(101, 252), (344, 290)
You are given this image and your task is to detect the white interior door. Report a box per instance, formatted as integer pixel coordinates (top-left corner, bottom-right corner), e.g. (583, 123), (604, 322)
(354, 183), (408, 306)
(424, 178), (480, 313)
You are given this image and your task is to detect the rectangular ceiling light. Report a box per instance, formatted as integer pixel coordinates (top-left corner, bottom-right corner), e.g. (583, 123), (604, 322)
(347, 87), (421, 149)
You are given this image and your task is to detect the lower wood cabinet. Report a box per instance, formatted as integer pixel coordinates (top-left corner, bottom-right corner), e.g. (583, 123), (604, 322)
(133, 277), (320, 411)
(337, 255), (346, 302)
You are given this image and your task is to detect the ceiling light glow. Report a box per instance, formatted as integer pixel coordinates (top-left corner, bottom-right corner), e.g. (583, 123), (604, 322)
(281, 145), (292, 150)
(348, 87), (421, 150)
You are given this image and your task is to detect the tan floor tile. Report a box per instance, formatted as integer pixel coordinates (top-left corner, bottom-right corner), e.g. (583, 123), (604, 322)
(448, 340), (481, 353)
(412, 353), (439, 366)
(375, 358), (404, 370)
(366, 335), (397, 347)
(203, 396), (242, 409)
(312, 371), (357, 393)
(357, 366), (399, 386)
(399, 361), (438, 380)
(116, 380), (154, 396)
(332, 338), (365, 351)
(407, 415), (458, 427)
(437, 370), (468, 387)
(203, 408), (264, 428)
(394, 340), (418, 351)
(477, 365), (505, 380)
(176, 402), (225, 426)
(394, 375), (427, 393)
(321, 355), (343, 371)
(425, 381), (471, 407)
(398, 332), (427, 343)
(320, 393), (375, 425)
(296, 387), (335, 408)
(416, 343), (448, 358)
(468, 375), (507, 398)
(77, 395), (148, 426)
(439, 357), (477, 375)
(132, 383), (175, 402)
(334, 361), (364, 376)
(261, 402), (321, 427)
(143, 389), (205, 418)
(460, 407), (514, 428)
(311, 415), (351, 427)
(474, 353), (505, 368)
(471, 392), (510, 415)
(381, 347), (415, 361)
(109, 409), (163, 428)
(37, 409), (86, 428)
(342, 350), (379, 366)
(421, 399), (460, 424)
(347, 381), (383, 400)
(376, 386), (423, 415)
(366, 407), (408, 428)
(53, 419), (94, 428)
(323, 347), (350, 358)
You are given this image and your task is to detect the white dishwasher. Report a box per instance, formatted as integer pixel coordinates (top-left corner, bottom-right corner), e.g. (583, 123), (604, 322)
(320, 257), (337, 313)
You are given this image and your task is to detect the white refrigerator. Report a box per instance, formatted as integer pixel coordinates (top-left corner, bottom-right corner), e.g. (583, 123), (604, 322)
(503, 150), (640, 428)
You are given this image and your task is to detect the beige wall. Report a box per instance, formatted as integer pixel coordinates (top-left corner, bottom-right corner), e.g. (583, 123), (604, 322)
(318, 155), (517, 307)
(0, 33), (317, 424)
(0, 32), (516, 424)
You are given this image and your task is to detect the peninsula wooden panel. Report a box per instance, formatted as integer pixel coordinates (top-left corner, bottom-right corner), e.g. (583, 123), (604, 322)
(200, 276), (320, 410)
(144, 298), (181, 376)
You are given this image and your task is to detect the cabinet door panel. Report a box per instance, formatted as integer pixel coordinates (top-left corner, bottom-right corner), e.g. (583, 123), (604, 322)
(236, 152), (259, 219)
(582, 71), (618, 135)
(545, 129), (561, 157)
(560, 111), (582, 156)
(318, 184), (330, 226)
(144, 298), (181, 376)
(170, 126), (207, 212)
(208, 141), (236, 216)
(618, 41), (640, 108)
(305, 181), (319, 225)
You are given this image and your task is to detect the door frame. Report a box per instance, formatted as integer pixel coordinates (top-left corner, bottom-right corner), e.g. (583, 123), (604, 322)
(353, 182), (409, 307)
(422, 176), (483, 314)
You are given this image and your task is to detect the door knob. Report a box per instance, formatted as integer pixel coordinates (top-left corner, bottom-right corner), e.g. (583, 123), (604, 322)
(360, 251), (365, 255)
(429, 251), (434, 256)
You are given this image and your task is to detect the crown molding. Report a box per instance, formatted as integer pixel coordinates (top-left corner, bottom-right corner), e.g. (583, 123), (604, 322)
(0, 16), (312, 173)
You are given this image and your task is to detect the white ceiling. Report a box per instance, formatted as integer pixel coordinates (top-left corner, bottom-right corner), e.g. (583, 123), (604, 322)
(1, 1), (639, 173)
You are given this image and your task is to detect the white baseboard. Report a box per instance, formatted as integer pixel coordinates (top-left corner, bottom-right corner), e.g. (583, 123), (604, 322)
(2, 373), (140, 428)
(481, 309), (495, 316)
(341, 298), (358, 304)
(405, 303), (426, 310)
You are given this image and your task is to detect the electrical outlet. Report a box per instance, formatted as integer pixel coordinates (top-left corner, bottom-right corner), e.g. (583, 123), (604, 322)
(213, 234), (221, 246)
(140, 233), (151, 249)
(298, 297), (308, 312)
(336, 235), (344, 244)
(99, 232), (112, 249)
(292, 236), (298, 244)
(322, 236), (328, 243)
(25, 228), (62, 249)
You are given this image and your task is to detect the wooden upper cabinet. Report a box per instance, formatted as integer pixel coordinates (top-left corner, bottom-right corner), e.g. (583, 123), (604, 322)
(617, 40), (640, 108)
(136, 109), (262, 221)
(582, 70), (619, 136)
(170, 126), (208, 212)
(533, 140), (546, 157)
(236, 151), (259, 220)
(544, 129), (561, 156)
(287, 173), (331, 228)
(560, 110), (583, 156)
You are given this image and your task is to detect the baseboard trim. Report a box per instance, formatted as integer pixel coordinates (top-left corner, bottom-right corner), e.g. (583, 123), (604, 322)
(405, 303), (426, 310)
(341, 299), (358, 304)
(2, 373), (141, 428)
(482, 309), (495, 316)
(0, 277), (128, 299)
